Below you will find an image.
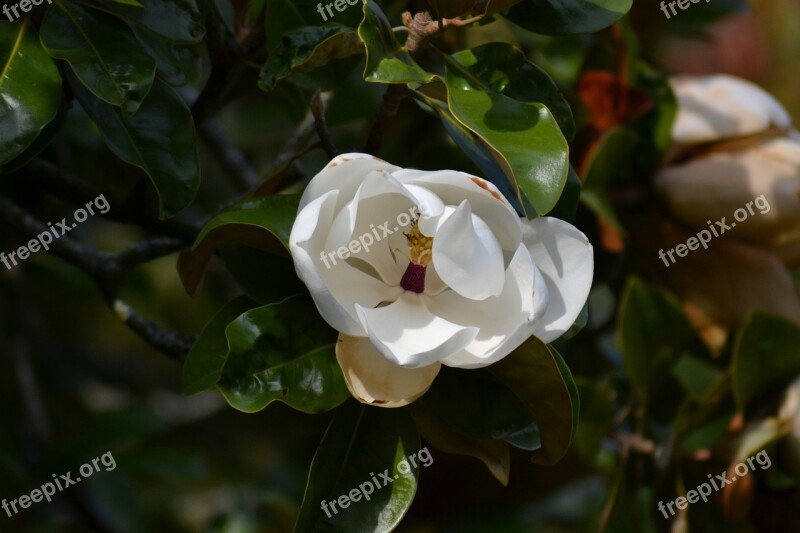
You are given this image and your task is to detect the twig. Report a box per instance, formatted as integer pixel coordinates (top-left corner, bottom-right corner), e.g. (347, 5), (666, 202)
(310, 90), (339, 159)
(0, 195), (192, 361)
(199, 120), (260, 191)
(364, 84), (409, 154)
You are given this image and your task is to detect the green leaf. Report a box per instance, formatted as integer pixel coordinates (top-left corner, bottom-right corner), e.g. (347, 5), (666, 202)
(617, 277), (707, 407)
(218, 295), (349, 413)
(409, 401), (510, 486)
(0, 101), (67, 174)
(182, 295), (257, 395)
(295, 401), (421, 532)
(489, 337), (579, 465)
(74, 0), (205, 43)
(70, 75), (200, 218)
(422, 93), (524, 215)
(445, 64), (569, 216)
(483, 0), (523, 16)
(423, 367), (540, 451)
(359, 0), (436, 84)
(0, 20), (62, 165)
(672, 354), (723, 401)
(41, 1), (156, 115)
(259, 24), (363, 92)
(581, 126), (638, 190)
(447, 42), (575, 139)
(177, 195), (299, 295)
(266, 0), (306, 50)
(573, 379), (614, 462)
(732, 313), (800, 414)
(219, 244), (306, 305)
(130, 25), (206, 88)
(505, 0), (633, 36)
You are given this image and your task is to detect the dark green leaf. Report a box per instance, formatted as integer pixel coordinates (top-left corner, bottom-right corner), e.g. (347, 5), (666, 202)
(732, 313), (800, 414)
(505, 0), (633, 36)
(130, 25), (207, 87)
(0, 20), (61, 165)
(672, 354), (723, 400)
(295, 401), (421, 531)
(41, 1), (156, 115)
(489, 337), (579, 465)
(445, 63), (569, 216)
(74, 0), (205, 43)
(409, 401), (510, 485)
(266, 0), (306, 49)
(178, 195), (299, 295)
(359, 0), (436, 84)
(574, 379), (614, 462)
(70, 76), (200, 218)
(259, 24), (363, 92)
(448, 42), (575, 139)
(219, 244), (306, 305)
(0, 101), (67, 174)
(617, 277), (707, 406)
(182, 295), (257, 395)
(218, 295), (349, 413)
(423, 367), (540, 450)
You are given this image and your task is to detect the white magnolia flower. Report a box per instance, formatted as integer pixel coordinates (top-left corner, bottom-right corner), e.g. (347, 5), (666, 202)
(656, 75), (800, 264)
(289, 153), (593, 407)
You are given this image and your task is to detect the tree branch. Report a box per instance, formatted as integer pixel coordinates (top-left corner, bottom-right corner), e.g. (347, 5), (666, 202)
(0, 195), (192, 361)
(310, 90), (339, 159)
(364, 83), (409, 155)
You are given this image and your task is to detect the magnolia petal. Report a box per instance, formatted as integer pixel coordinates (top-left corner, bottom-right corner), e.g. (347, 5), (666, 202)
(355, 293), (479, 368)
(290, 191), (402, 335)
(432, 201), (505, 300)
(299, 153), (401, 211)
(432, 244), (537, 369)
(394, 169), (522, 250)
(670, 75), (792, 145)
(522, 217), (593, 343)
(336, 334), (441, 408)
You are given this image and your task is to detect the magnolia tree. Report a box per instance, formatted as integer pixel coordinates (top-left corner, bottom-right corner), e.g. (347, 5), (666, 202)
(2, 0), (799, 531)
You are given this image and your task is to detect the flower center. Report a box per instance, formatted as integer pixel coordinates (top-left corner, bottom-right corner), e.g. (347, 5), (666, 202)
(400, 220), (432, 293)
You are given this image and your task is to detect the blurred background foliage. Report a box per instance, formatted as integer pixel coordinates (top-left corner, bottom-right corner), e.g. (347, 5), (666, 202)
(2, 0), (800, 531)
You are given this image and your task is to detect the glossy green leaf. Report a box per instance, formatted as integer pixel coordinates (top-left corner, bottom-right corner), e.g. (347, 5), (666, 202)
(0, 20), (62, 165)
(0, 101), (67, 174)
(618, 277), (707, 407)
(259, 24), (363, 91)
(423, 367), (540, 451)
(182, 295), (257, 395)
(489, 336), (579, 465)
(130, 25), (206, 87)
(359, 0), (436, 84)
(71, 76), (200, 218)
(409, 401), (510, 486)
(218, 296), (349, 413)
(41, 2), (156, 115)
(295, 401), (421, 531)
(74, 0), (205, 43)
(445, 64), (569, 216)
(505, 0), (633, 36)
(421, 92), (524, 215)
(733, 313), (800, 414)
(448, 42), (575, 139)
(672, 354), (723, 401)
(178, 195), (299, 295)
